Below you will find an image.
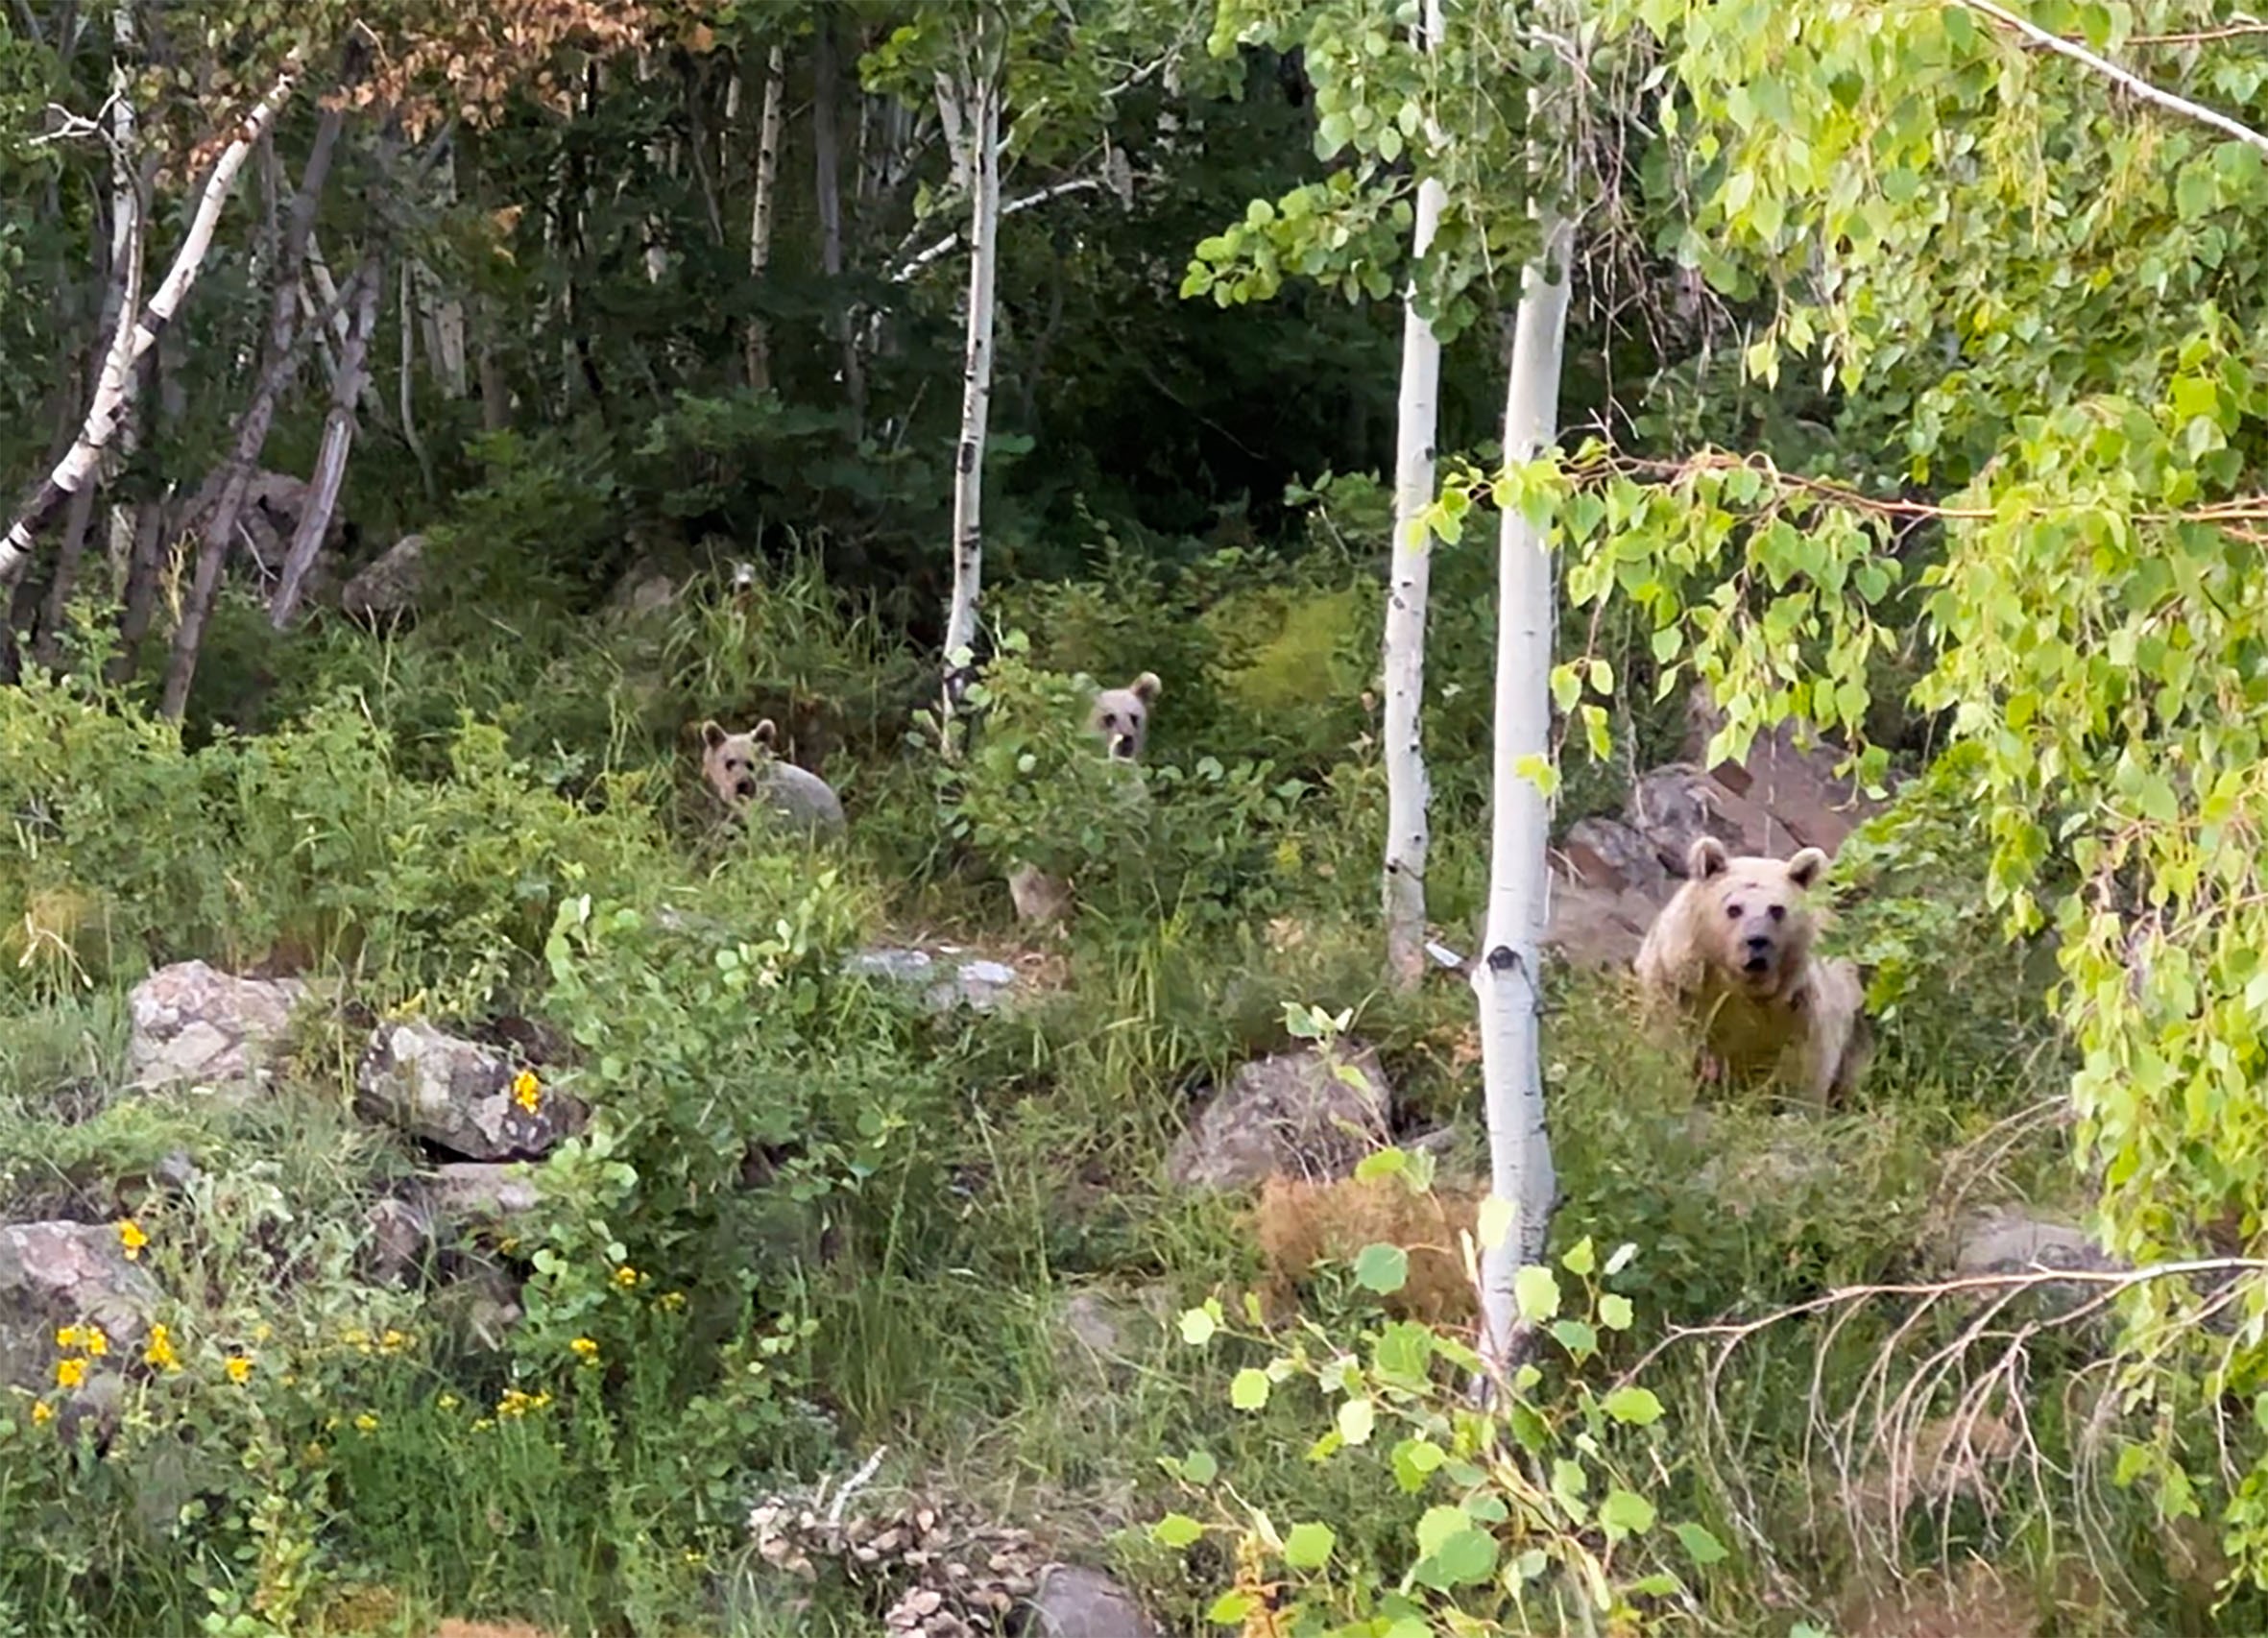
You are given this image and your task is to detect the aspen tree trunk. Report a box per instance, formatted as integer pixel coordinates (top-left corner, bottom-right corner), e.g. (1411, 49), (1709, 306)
(744, 41), (785, 393)
(0, 56), (300, 584)
(812, 14), (867, 430)
(1472, 207), (1576, 1372)
(101, 0), (140, 587)
(158, 101), (341, 719)
(271, 260), (381, 628)
(1381, 0), (1448, 992)
(940, 55), (1001, 715)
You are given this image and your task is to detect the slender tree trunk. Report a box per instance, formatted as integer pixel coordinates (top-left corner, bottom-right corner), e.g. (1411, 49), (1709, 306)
(744, 41), (785, 393)
(101, 0), (141, 589)
(1473, 207), (1576, 1372)
(272, 259), (381, 628)
(398, 260), (437, 499)
(812, 13), (867, 432)
(1381, 0), (1449, 992)
(941, 59), (1001, 715)
(36, 482), (99, 666)
(157, 102), (342, 719)
(107, 482), (167, 685)
(476, 298), (511, 431)
(0, 56), (299, 584)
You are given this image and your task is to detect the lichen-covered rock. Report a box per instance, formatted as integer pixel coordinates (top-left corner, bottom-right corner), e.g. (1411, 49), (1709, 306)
(355, 1022), (583, 1161)
(0, 1220), (159, 1396)
(1025, 1566), (1162, 1638)
(340, 532), (425, 621)
(845, 946), (1032, 1013)
(127, 960), (307, 1095)
(1166, 1044), (1392, 1192)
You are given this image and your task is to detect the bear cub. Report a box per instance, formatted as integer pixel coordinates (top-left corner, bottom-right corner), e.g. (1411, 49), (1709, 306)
(699, 719), (846, 841)
(1632, 835), (1869, 1104)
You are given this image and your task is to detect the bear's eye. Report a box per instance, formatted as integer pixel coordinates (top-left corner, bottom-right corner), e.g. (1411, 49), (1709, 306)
(1725, 903), (1743, 920)
(1101, 711), (1118, 730)
(1769, 904), (1786, 923)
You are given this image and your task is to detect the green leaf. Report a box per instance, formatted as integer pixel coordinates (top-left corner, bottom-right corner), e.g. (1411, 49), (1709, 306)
(1416, 1528), (1500, 1589)
(1354, 1147), (1410, 1183)
(1476, 1194), (1513, 1249)
(1355, 1243), (1411, 1294)
(1603, 1385), (1666, 1426)
(1283, 1522), (1336, 1569)
(1600, 1489), (1657, 1538)
(1415, 1506), (1469, 1558)
(1178, 1307), (1218, 1346)
(1338, 1396), (1376, 1445)
(1674, 1522), (1729, 1565)
(1551, 1319), (1598, 1359)
(1206, 1590), (1255, 1625)
(1561, 1236), (1597, 1277)
(1181, 1449), (1219, 1485)
(1231, 1368), (1271, 1410)
(1153, 1513), (1204, 1549)
(1598, 1292), (1634, 1331)
(1514, 1265), (1561, 1322)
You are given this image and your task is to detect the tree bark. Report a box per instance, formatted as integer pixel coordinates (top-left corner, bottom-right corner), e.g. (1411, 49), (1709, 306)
(941, 50), (1001, 717)
(101, 0), (141, 590)
(271, 257), (381, 628)
(812, 12), (867, 431)
(1381, 0), (1449, 992)
(157, 100), (342, 719)
(0, 54), (300, 585)
(744, 41), (786, 393)
(1473, 206), (1576, 1374)
(107, 480), (167, 686)
(398, 259), (437, 499)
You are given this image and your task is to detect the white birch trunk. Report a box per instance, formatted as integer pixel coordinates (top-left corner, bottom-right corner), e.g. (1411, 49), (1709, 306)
(744, 42), (786, 393)
(1381, 0), (1449, 992)
(940, 63), (1001, 706)
(416, 147), (468, 397)
(102, 0), (140, 586)
(1473, 205), (1577, 1372)
(0, 56), (300, 585)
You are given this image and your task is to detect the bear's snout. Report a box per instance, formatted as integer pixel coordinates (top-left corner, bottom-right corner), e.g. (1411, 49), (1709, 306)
(1109, 735), (1137, 760)
(734, 778), (759, 801)
(1741, 933), (1774, 976)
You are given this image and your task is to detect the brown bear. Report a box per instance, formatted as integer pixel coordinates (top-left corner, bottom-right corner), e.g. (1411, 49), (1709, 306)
(699, 720), (847, 840)
(1006, 671), (1163, 927)
(1632, 836), (1870, 1104)
(1252, 1172), (1486, 1330)
(1088, 671), (1161, 762)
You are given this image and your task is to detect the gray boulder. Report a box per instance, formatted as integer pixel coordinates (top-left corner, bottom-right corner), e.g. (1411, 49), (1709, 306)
(128, 960), (307, 1096)
(1166, 1044), (1392, 1192)
(355, 1021), (583, 1161)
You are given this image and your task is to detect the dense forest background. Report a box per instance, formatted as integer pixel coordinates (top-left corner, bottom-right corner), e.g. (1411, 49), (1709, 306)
(4, 2), (2268, 1636)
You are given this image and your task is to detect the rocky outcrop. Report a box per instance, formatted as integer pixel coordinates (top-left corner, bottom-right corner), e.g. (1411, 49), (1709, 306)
(340, 533), (426, 621)
(0, 1220), (159, 1395)
(127, 960), (308, 1096)
(355, 1021), (583, 1161)
(1166, 1044), (1392, 1192)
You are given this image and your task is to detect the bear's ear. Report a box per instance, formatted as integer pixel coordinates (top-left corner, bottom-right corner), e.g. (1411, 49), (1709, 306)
(1786, 847), (1828, 890)
(699, 720), (727, 751)
(1687, 836), (1729, 879)
(753, 719), (778, 749)
(1130, 671), (1162, 705)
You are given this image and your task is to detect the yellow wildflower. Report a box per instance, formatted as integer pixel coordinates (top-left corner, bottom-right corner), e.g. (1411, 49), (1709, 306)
(511, 1069), (543, 1114)
(30, 1401), (54, 1426)
(570, 1337), (600, 1364)
(378, 1329), (410, 1354)
(657, 1289), (688, 1313)
(118, 1219), (148, 1261)
(353, 1413), (379, 1433)
(472, 1417), (495, 1432)
(55, 1358), (87, 1389)
(613, 1265), (642, 1289)
(343, 1326), (373, 1352)
(83, 1326), (109, 1358)
(225, 1356), (254, 1385)
(438, 1392), (461, 1411)
(142, 1324), (180, 1372)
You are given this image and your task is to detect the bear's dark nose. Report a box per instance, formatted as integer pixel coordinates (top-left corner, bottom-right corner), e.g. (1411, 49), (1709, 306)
(735, 779), (758, 800)
(1745, 934), (1772, 952)
(1110, 736), (1135, 759)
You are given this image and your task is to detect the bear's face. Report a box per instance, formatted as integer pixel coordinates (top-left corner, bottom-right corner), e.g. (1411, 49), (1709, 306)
(1688, 836), (1827, 992)
(1087, 672), (1161, 761)
(700, 718), (779, 807)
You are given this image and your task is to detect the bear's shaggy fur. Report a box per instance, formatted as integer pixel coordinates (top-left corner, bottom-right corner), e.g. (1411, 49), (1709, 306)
(699, 719), (847, 840)
(1252, 1172), (1486, 1330)
(1633, 835), (1870, 1104)
(1087, 671), (1161, 761)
